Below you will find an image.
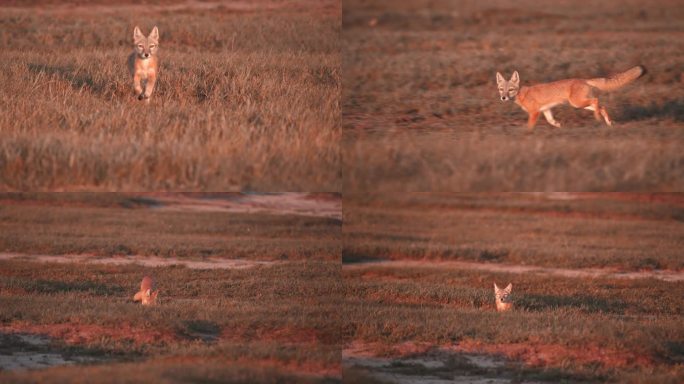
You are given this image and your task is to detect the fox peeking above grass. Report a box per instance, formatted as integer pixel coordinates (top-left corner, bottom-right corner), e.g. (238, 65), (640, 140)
(494, 283), (513, 312)
(128, 26), (160, 102)
(133, 276), (159, 306)
(496, 66), (646, 131)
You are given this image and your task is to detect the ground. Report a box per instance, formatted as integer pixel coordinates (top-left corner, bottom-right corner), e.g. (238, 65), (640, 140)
(0, 0), (340, 191)
(343, 0), (684, 191)
(342, 193), (684, 383)
(0, 193), (342, 383)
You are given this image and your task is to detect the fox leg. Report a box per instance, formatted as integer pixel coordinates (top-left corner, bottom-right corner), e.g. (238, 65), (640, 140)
(599, 107), (612, 126)
(542, 110), (561, 128)
(142, 72), (157, 101)
(527, 111), (540, 131)
(133, 73), (143, 99)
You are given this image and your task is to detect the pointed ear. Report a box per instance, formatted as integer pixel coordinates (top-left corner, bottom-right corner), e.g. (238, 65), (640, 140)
(505, 283), (512, 293)
(149, 26), (159, 41)
(494, 283), (499, 291)
(151, 290), (159, 299)
(133, 26), (144, 42)
(496, 72), (505, 85)
(145, 289), (151, 297)
(510, 71), (520, 86)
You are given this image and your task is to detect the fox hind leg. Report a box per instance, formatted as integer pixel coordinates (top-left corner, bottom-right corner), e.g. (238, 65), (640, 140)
(542, 109), (561, 128)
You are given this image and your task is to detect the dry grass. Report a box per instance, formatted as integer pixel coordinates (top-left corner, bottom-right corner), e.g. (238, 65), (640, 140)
(0, 0), (340, 191)
(0, 193), (341, 382)
(343, 0), (684, 192)
(342, 193), (684, 383)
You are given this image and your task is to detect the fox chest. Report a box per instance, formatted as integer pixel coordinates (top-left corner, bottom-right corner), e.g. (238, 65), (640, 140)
(135, 59), (157, 79)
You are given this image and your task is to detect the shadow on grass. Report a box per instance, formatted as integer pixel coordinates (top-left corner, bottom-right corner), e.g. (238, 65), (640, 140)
(519, 294), (626, 314)
(619, 99), (684, 122)
(342, 251), (386, 264)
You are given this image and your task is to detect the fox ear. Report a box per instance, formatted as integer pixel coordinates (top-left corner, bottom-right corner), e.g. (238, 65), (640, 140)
(145, 288), (151, 297)
(504, 283), (512, 292)
(496, 72), (505, 85)
(494, 282), (499, 291)
(133, 26), (144, 41)
(510, 71), (520, 85)
(149, 26), (159, 41)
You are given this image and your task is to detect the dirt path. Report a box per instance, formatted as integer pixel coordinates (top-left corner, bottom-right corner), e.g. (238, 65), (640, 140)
(0, 253), (274, 270)
(343, 260), (684, 282)
(147, 193), (341, 220)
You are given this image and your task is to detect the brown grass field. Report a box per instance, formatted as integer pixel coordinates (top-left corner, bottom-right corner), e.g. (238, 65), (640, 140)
(0, 193), (341, 383)
(342, 193), (684, 383)
(0, 0), (340, 191)
(343, 0), (684, 192)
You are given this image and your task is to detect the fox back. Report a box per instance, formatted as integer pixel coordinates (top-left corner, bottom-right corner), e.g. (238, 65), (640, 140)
(494, 283), (513, 312)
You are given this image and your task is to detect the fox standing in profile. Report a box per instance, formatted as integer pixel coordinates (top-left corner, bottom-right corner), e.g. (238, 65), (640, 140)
(494, 283), (513, 312)
(496, 66), (646, 131)
(133, 276), (159, 306)
(128, 26), (160, 102)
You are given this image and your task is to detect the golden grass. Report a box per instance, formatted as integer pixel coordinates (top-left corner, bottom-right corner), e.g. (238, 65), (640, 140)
(0, 1), (340, 191)
(343, 0), (684, 191)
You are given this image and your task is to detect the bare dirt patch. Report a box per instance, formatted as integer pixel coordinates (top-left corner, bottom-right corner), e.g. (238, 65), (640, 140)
(344, 260), (684, 282)
(0, 332), (107, 371)
(146, 193), (342, 220)
(0, 253), (275, 270)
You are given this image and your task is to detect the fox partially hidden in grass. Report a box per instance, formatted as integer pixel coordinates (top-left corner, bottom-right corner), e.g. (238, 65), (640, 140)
(133, 276), (159, 306)
(496, 66), (646, 131)
(128, 26), (160, 102)
(494, 283), (513, 312)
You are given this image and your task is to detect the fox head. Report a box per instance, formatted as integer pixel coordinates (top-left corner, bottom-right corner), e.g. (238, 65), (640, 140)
(141, 288), (159, 306)
(496, 71), (520, 101)
(494, 282), (513, 311)
(133, 26), (159, 60)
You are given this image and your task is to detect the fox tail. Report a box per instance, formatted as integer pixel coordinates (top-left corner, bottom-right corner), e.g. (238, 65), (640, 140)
(586, 65), (646, 92)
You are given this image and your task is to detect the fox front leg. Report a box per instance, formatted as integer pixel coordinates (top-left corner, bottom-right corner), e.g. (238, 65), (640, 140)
(133, 73), (144, 99)
(526, 111), (540, 132)
(142, 72), (157, 101)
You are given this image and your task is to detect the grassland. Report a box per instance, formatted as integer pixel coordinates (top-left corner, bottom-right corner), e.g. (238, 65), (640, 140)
(343, 0), (684, 192)
(342, 193), (684, 383)
(0, 0), (340, 191)
(0, 193), (341, 383)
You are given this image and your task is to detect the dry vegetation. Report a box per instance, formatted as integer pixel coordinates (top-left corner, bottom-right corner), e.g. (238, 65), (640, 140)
(343, 0), (684, 192)
(0, 193), (341, 383)
(0, 0), (340, 191)
(342, 193), (684, 383)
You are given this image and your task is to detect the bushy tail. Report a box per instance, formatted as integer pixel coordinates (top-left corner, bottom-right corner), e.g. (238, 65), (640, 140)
(586, 66), (646, 92)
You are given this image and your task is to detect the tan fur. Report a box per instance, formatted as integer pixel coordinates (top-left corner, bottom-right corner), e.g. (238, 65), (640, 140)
(127, 26), (160, 102)
(494, 283), (513, 312)
(132, 276), (159, 306)
(496, 66), (645, 131)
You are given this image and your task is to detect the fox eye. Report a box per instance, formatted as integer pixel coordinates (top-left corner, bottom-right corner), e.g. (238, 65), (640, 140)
(138, 44), (143, 48)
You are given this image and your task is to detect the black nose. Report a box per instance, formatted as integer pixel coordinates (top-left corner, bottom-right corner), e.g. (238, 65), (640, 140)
(144, 53), (149, 57)
(501, 96), (507, 101)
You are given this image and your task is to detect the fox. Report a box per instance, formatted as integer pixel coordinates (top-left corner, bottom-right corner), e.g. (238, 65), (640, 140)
(127, 26), (160, 102)
(132, 276), (159, 306)
(496, 66), (646, 131)
(494, 282), (513, 312)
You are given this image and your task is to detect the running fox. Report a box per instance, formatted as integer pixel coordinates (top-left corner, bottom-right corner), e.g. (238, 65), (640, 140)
(128, 26), (160, 102)
(496, 66), (646, 131)
(133, 276), (159, 306)
(494, 283), (513, 312)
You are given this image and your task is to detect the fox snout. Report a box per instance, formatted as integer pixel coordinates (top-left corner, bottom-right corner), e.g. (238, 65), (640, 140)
(501, 95), (509, 101)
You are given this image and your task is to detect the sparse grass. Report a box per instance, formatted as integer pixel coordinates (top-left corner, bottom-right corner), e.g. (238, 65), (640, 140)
(0, 193), (341, 382)
(0, 0), (340, 191)
(343, 193), (684, 270)
(342, 193), (684, 383)
(0, 193), (340, 260)
(343, 0), (684, 191)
